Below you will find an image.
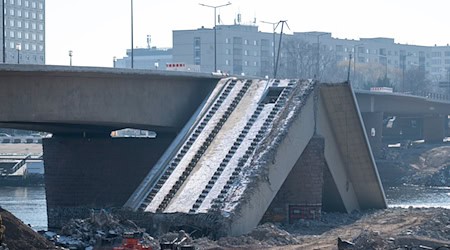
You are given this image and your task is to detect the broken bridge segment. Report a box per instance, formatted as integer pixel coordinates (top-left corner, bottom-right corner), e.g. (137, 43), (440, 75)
(124, 79), (386, 236)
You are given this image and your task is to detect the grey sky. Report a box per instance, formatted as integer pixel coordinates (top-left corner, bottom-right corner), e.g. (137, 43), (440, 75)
(46, 0), (450, 67)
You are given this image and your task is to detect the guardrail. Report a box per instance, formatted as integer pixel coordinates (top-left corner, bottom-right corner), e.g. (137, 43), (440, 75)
(0, 136), (42, 144)
(10, 154), (32, 174)
(417, 91), (450, 102)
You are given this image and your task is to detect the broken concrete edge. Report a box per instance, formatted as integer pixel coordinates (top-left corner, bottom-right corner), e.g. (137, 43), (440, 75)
(124, 78), (233, 211)
(347, 83), (388, 209)
(211, 80), (318, 232)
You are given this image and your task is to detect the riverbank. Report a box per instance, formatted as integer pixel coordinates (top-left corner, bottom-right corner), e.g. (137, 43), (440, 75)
(376, 141), (450, 187)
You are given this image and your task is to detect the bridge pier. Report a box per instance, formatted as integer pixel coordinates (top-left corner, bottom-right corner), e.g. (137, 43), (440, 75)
(43, 134), (175, 229)
(361, 112), (383, 157)
(423, 115), (446, 143)
(262, 136), (325, 224)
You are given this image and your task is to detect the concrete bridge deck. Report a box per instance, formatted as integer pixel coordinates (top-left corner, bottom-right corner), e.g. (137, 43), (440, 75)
(0, 64), (219, 134)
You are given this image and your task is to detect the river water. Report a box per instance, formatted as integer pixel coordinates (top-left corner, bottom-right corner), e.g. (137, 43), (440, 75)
(0, 185), (449, 231)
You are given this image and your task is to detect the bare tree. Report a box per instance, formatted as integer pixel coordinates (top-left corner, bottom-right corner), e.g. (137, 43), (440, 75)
(403, 66), (432, 94)
(277, 38), (342, 81)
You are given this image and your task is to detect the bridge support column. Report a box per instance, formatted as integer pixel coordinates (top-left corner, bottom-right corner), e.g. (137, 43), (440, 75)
(43, 135), (174, 229)
(361, 112), (383, 157)
(423, 115), (446, 143)
(262, 136), (324, 224)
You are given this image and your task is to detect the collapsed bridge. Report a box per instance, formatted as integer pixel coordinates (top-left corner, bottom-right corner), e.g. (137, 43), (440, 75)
(0, 65), (385, 236)
(125, 78), (386, 236)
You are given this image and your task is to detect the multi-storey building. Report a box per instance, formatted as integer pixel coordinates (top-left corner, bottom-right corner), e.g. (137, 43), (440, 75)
(115, 47), (173, 70)
(173, 24), (448, 91)
(1, 0), (45, 64)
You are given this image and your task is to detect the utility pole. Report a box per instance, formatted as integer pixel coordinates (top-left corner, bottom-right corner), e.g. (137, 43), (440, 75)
(274, 20), (289, 78)
(131, 0), (134, 68)
(347, 53), (352, 83)
(315, 33), (327, 79)
(199, 2), (232, 73)
(261, 21), (277, 78)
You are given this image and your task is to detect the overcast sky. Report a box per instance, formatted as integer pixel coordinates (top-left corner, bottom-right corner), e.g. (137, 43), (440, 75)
(45, 0), (450, 67)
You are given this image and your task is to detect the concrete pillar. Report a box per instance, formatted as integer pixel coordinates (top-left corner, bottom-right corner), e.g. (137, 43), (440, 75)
(262, 136), (324, 224)
(361, 112), (383, 157)
(423, 115), (446, 143)
(43, 135), (174, 229)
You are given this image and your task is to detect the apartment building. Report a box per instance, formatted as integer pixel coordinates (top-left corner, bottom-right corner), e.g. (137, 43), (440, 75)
(173, 24), (445, 88)
(1, 0), (45, 64)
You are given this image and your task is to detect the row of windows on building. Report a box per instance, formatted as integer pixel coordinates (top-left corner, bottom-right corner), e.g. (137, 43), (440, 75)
(430, 59), (450, 65)
(5, 0), (44, 9)
(430, 51), (450, 57)
(6, 8), (44, 20)
(7, 41), (44, 51)
(7, 19), (44, 30)
(224, 59), (259, 67)
(4, 52), (44, 62)
(7, 30), (44, 41)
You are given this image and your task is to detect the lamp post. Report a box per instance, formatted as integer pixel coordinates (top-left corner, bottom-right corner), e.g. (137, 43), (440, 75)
(314, 33), (328, 79)
(131, 0), (134, 69)
(352, 43), (364, 84)
(199, 2), (231, 73)
(261, 21), (277, 78)
(2, 0), (5, 63)
(113, 56), (116, 68)
(15, 43), (21, 64)
(69, 50), (73, 66)
(400, 53), (411, 93)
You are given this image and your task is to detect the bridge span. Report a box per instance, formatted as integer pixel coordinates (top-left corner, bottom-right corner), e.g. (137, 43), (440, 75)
(355, 90), (450, 155)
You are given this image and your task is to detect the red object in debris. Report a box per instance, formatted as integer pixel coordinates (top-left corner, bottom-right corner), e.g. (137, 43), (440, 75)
(112, 237), (152, 250)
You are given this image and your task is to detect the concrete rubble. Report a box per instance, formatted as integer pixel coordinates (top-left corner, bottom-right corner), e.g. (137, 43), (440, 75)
(42, 209), (159, 249)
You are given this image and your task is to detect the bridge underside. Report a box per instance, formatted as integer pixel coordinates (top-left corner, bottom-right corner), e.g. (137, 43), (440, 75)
(0, 64), (219, 135)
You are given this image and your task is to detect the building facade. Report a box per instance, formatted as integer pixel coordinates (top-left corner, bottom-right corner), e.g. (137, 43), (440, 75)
(115, 47), (173, 70)
(173, 24), (450, 92)
(1, 0), (45, 64)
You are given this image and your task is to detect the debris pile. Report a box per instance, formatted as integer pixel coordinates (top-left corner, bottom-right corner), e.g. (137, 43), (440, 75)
(0, 207), (54, 250)
(44, 210), (158, 250)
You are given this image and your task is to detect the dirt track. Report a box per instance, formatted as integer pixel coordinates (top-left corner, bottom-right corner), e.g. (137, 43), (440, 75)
(196, 207), (450, 249)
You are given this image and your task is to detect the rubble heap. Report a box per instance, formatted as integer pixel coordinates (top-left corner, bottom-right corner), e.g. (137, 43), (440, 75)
(44, 209), (158, 249)
(0, 207), (54, 250)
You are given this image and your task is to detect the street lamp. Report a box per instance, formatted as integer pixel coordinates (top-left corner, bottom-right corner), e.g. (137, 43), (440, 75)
(2, 0), (5, 63)
(352, 43), (364, 84)
(314, 33), (328, 79)
(15, 43), (21, 64)
(261, 20), (277, 78)
(69, 50), (73, 66)
(113, 56), (116, 68)
(400, 53), (412, 93)
(199, 1), (232, 73)
(131, 0), (134, 69)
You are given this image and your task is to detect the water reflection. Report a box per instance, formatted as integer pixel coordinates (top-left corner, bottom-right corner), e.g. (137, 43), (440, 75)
(386, 185), (450, 209)
(0, 185), (449, 232)
(0, 186), (47, 231)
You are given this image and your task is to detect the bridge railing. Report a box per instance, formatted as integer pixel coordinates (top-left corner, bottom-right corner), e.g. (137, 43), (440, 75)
(415, 91), (450, 102)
